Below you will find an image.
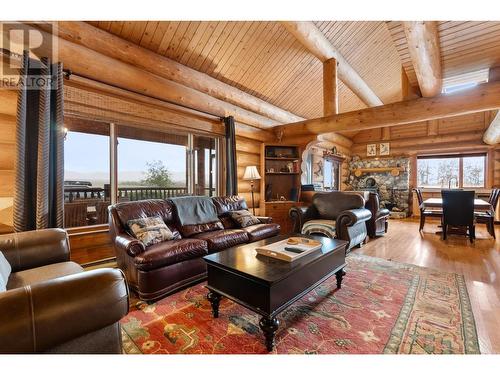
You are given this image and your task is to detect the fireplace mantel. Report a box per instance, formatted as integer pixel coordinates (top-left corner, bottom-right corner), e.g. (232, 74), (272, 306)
(353, 166), (405, 177)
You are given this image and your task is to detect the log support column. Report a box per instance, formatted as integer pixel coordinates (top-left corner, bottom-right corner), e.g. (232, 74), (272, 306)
(323, 58), (338, 116)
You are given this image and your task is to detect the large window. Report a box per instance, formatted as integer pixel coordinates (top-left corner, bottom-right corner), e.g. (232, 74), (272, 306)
(417, 154), (486, 188)
(63, 120), (220, 228)
(117, 126), (189, 201)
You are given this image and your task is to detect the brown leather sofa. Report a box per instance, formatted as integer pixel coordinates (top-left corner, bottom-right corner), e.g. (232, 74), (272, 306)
(0, 229), (129, 354)
(289, 191), (372, 251)
(109, 195), (280, 302)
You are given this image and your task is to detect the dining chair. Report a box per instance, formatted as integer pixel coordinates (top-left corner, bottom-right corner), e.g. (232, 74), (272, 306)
(441, 190), (475, 243)
(475, 188), (500, 239)
(413, 188), (442, 231)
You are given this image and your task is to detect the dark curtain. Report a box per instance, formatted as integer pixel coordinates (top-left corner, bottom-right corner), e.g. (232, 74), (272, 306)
(224, 116), (238, 196)
(13, 51), (64, 231)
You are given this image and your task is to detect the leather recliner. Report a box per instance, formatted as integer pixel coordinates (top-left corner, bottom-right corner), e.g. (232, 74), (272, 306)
(289, 191), (372, 251)
(108, 195), (280, 302)
(0, 229), (129, 354)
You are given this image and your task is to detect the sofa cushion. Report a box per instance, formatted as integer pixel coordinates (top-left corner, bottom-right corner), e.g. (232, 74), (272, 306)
(133, 239), (208, 271)
(6, 261), (84, 290)
(192, 229), (249, 252)
(212, 195), (248, 215)
(228, 210), (261, 228)
(179, 221), (225, 238)
(127, 216), (174, 246)
(113, 199), (181, 239)
(242, 223), (281, 242)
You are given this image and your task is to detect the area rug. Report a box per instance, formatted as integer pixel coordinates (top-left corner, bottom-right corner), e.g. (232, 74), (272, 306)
(121, 254), (480, 354)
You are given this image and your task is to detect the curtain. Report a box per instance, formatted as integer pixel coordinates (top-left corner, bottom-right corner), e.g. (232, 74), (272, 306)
(13, 51), (64, 231)
(224, 116), (238, 196)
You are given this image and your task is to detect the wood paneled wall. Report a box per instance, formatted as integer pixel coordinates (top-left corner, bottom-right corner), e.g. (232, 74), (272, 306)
(0, 89), (16, 234)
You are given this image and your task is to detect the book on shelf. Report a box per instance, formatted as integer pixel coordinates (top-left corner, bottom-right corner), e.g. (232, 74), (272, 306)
(255, 237), (322, 262)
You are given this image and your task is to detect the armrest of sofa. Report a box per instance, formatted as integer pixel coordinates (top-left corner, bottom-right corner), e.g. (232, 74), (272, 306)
(256, 216), (272, 224)
(0, 268), (129, 353)
(337, 208), (372, 227)
(0, 228), (70, 272)
(115, 233), (146, 257)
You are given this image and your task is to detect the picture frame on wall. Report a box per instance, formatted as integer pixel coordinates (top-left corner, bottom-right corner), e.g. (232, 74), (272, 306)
(379, 142), (390, 156)
(367, 144), (376, 156)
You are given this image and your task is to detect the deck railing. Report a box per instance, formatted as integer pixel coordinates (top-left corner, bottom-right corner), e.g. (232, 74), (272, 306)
(64, 186), (215, 203)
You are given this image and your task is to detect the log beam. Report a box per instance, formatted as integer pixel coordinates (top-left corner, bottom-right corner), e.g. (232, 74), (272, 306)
(277, 80), (500, 137)
(3, 23), (279, 129)
(281, 21), (383, 107)
(402, 21), (442, 97)
(323, 58), (338, 116)
(33, 21), (304, 125)
(483, 111), (500, 145)
(489, 66), (500, 82)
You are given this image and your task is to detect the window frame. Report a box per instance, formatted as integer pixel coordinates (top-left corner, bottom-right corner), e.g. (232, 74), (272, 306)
(416, 152), (487, 189)
(64, 119), (223, 230)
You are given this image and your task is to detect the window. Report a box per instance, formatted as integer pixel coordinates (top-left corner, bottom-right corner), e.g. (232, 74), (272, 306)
(417, 154), (486, 188)
(442, 68), (489, 94)
(193, 135), (218, 196)
(63, 119), (221, 228)
(63, 122), (110, 227)
(117, 125), (189, 201)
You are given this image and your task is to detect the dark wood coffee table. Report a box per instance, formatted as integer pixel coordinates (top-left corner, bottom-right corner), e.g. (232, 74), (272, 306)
(203, 234), (348, 351)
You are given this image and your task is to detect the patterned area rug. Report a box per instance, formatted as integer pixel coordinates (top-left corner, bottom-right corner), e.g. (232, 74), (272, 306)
(121, 254), (480, 354)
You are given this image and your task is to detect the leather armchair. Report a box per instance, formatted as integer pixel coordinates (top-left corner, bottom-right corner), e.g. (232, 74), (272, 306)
(0, 229), (129, 354)
(290, 191), (372, 251)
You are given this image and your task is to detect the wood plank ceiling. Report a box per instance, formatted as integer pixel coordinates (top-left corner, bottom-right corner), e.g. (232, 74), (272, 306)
(88, 21), (500, 123)
(87, 21), (402, 120)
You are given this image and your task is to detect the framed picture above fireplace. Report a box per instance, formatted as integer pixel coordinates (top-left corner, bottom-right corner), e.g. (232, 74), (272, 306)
(367, 144), (376, 156)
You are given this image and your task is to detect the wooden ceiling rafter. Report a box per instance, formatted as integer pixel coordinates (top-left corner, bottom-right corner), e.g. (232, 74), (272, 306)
(277, 80), (500, 137)
(402, 21), (442, 97)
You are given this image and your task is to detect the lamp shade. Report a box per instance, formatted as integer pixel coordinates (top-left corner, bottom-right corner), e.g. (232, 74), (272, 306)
(243, 165), (261, 180)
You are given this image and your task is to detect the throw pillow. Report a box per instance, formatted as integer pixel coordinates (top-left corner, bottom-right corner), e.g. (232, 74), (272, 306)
(127, 216), (174, 247)
(0, 251), (12, 292)
(228, 210), (261, 228)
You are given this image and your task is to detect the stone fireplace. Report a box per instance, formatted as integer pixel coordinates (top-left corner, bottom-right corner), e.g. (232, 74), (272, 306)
(347, 156), (410, 217)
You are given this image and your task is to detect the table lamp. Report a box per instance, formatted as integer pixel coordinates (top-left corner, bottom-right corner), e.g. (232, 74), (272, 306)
(243, 165), (261, 215)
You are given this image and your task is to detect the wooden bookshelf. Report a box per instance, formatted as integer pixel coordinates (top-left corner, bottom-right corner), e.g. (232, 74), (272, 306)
(260, 144), (303, 233)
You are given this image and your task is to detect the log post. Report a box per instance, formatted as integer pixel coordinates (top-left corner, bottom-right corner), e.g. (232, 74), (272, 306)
(403, 21), (442, 97)
(323, 58), (338, 116)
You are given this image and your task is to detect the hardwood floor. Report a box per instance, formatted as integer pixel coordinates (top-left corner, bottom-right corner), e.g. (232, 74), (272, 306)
(354, 218), (500, 354)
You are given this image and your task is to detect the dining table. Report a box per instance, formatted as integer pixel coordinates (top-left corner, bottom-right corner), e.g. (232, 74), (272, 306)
(423, 197), (492, 212)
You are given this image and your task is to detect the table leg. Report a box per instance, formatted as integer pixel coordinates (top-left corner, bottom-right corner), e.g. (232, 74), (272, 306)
(335, 268), (346, 289)
(207, 291), (222, 318)
(259, 316), (280, 352)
